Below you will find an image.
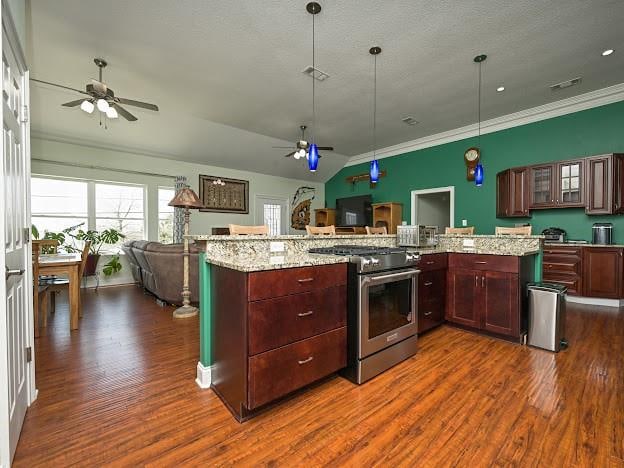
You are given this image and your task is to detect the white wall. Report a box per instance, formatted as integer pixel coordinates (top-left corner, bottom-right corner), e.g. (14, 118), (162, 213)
(416, 192), (450, 231)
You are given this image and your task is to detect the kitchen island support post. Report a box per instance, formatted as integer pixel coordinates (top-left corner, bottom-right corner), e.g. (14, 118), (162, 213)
(196, 252), (212, 388)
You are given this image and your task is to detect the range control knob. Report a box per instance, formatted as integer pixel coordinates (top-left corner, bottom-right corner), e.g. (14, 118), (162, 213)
(406, 253), (420, 262)
(361, 257), (372, 267)
(370, 257), (380, 265)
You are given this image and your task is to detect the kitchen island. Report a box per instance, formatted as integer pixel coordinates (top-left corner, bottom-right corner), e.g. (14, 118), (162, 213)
(190, 233), (543, 420)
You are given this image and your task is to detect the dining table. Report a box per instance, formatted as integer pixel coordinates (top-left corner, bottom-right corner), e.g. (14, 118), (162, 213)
(38, 253), (83, 330)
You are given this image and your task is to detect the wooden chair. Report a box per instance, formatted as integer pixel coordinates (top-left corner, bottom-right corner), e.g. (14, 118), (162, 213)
(305, 225), (336, 235)
(495, 226), (532, 235)
(445, 227), (475, 235)
(228, 224), (269, 235)
(40, 241), (91, 327)
(32, 242), (51, 338)
(366, 226), (387, 235)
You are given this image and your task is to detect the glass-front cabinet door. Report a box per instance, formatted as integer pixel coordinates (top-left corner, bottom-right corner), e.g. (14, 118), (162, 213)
(530, 164), (555, 208)
(557, 160), (584, 206)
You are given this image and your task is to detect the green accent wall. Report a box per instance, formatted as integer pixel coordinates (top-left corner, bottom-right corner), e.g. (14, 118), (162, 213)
(326, 101), (624, 243)
(198, 252), (211, 366)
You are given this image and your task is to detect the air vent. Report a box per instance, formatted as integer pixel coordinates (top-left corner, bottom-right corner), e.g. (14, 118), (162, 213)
(302, 65), (330, 81)
(401, 116), (419, 126)
(550, 77), (582, 91)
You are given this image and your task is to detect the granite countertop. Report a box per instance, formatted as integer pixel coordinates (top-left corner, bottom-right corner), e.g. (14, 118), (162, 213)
(206, 252), (350, 272)
(545, 242), (624, 248)
(189, 234), (396, 242)
(418, 247), (539, 256)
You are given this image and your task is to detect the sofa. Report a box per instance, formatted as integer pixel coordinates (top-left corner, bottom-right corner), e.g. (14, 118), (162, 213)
(122, 240), (200, 305)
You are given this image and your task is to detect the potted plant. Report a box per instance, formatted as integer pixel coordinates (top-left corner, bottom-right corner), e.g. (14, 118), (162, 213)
(72, 228), (126, 276)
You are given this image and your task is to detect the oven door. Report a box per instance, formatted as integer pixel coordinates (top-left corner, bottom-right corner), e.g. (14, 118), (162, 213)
(358, 268), (419, 358)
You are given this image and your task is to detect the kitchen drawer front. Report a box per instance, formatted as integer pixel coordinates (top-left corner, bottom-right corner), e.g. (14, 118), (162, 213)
(542, 272), (581, 296)
(248, 327), (347, 410)
(248, 263), (347, 301)
(542, 259), (581, 275)
(418, 299), (444, 333)
(248, 285), (347, 355)
(542, 246), (583, 257)
(416, 253), (448, 272)
(448, 253), (519, 273)
(419, 270), (446, 305)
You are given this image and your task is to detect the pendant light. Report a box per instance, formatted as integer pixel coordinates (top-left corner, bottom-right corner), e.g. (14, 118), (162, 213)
(473, 54), (487, 186)
(369, 46), (381, 183)
(306, 2), (321, 172)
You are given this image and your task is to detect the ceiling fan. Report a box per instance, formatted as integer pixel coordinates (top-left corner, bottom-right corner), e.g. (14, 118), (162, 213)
(274, 125), (334, 160)
(31, 58), (159, 122)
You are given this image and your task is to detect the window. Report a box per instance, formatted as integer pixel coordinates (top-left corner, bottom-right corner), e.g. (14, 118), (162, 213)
(255, 196), (287, 235)
(31, 177), (88, 236)
(95, 183), (145, 244)
(158, 187), (175, 243)
(263, 203), (282, 235)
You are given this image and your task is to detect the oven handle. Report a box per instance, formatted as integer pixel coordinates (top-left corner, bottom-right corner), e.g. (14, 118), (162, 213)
(361, 269), (419, 285)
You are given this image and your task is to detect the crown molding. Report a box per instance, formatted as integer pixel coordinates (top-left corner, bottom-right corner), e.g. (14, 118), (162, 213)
(346, 82), (624, 167)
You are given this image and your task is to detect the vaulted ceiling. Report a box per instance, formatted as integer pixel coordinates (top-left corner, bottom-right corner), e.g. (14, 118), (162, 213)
(28, 0), (624, 181)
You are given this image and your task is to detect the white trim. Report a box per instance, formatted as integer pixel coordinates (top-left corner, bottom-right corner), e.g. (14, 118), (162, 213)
(346, 82), (624, 167)
(195, 362), (212, 389)
(254, 194), (289, 235)
(565, 295), (624, 308)
(411, 186), (455, 228)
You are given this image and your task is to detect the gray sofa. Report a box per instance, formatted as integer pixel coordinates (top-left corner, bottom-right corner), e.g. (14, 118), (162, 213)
(122, 240), (200, 305)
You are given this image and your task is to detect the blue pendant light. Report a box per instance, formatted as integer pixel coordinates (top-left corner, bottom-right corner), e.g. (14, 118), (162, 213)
(308, 143), (319, 172)
(369, 46), (382, 183)
(474, 54), (487, 187)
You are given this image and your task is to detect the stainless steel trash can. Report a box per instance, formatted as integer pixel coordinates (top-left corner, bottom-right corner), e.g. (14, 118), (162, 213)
(527, 282), (567, 352)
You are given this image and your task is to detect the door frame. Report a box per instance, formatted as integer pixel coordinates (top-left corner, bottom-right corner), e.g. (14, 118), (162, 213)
(0, 2), (33, 464)
(410, 186), (455, 227)
(254, 194), (289, 235)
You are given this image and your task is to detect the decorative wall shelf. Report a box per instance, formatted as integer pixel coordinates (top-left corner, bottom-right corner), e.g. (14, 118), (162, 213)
(346, 170), (387, 188)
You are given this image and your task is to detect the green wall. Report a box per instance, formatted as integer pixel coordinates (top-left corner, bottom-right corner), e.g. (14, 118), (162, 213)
(326, 100), (624, 243)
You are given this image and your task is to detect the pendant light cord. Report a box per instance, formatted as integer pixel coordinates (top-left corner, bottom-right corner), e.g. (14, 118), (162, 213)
(312, 10), (316, 145)
(477, 60), (482, 148)
(373, 53), (377, 160)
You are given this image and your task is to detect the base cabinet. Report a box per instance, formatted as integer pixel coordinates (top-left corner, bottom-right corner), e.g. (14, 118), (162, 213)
(446, 269), (480, 328)
(417, 254), (447, 333)
(582, 247), (623, 298)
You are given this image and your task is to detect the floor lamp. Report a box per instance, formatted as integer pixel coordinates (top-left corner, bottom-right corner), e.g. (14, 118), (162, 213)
(168, 186), (204, 318)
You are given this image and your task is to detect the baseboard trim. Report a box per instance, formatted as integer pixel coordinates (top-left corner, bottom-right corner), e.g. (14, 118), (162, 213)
(566, 295), (624, 307)
(195, 362), (212, 389)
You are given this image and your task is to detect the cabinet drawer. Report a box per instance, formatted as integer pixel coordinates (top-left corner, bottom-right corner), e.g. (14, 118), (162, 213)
(248, 263), (347, 301)
(248, 327), (347, 410)
(248, 285), (346, 355)
(419, 270), (446, 305)
(416, 253), (447, 272)
(448, 253), (519, 273)
(542, 260), (581, 275)
(542, 246), (582, 257)
(418, 299), (444, 333)
(542, 273), (581, 296)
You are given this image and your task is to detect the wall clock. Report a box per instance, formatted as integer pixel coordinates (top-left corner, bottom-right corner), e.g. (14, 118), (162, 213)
(464, 147), (480, 181)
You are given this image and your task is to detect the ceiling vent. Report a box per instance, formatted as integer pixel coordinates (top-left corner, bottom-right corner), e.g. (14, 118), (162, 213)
(302, 65), (330, 81)
(550, 77), (582, 91)
(401, 116), (419, 126)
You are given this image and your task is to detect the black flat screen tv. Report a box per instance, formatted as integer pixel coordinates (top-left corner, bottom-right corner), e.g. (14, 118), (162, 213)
(336, 195), (373, 227)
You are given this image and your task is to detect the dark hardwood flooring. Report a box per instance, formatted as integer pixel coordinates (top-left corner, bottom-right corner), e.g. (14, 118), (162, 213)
(13, 285), (624, 466)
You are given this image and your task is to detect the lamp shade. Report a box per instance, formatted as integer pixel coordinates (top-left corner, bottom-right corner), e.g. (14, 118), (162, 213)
(474, 163), (484, 186)
(308, 143), (319, 172)
(370, 159), (380, 183)
(168, 187), (204, 209)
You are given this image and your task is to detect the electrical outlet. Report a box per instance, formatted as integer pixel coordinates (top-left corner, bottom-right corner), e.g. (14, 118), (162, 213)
(270, 241), (285, 253)
(462, 219), (468, 227)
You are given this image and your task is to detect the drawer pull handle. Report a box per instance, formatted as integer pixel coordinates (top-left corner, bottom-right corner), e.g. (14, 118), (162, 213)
(297, 310), (314, 317)
(297, 277), (315, 283)
(424, 281), (433, 286)
(298, 356), (314, 365)
(426, 261), (434, 265)
(475, 261), (487, 264)
(424, 311), (432, 316)
(482, 276), (485, 287)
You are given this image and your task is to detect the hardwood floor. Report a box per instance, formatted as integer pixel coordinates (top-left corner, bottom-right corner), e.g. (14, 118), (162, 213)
(14, 285), (624, 466)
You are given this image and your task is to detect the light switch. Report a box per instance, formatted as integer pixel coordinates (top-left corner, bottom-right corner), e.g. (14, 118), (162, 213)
(462, 219), (468, 227)
(270, 241), (285, 253)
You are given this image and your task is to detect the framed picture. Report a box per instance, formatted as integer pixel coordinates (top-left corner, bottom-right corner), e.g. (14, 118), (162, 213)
(198, 174), (249, 213)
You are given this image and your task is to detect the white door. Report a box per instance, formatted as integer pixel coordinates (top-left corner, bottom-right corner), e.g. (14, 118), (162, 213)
(1, 17), (31, 465)
(255, 196), (288, 235)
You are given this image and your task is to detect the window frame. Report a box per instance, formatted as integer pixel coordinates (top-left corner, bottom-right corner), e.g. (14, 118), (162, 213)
(157, 186), (175, 243)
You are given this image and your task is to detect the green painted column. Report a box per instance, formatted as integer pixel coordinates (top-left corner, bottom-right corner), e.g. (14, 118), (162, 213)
(198, 252), (212, 367)
(534, 249), (543, 282)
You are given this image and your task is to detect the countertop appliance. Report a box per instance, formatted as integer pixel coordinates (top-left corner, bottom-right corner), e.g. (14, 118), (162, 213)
(592, 223), (613, 245)
(397, 225), (438, 248)
(527, 282), (567, 352)
(308, 245), (420, 383)
(542, 227), (566, 243)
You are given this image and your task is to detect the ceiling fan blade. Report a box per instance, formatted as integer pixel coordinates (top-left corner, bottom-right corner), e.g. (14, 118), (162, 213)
(284, 151), (296, 158)
(112, 103), (137, 121)
(317, 146), (334, 151)
(115, 97), (159, 111)
(62, 98), (87, 107)
(30, 78), (90, 96)
(91, 79), (108, 95)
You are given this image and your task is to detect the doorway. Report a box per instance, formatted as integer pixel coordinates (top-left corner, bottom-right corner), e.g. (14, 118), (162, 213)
(254, 196), (288, 235)
(411, 186), (454, 233)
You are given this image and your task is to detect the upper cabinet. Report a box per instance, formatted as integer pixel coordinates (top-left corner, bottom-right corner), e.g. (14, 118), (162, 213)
(498, 153), (623, 217)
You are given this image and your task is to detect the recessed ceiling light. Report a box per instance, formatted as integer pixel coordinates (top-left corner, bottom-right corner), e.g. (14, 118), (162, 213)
(602, 49), (614, 56)
(496, 86), (505, 92)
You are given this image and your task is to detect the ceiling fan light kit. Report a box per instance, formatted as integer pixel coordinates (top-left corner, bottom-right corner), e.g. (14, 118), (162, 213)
(80, 99), (94, 114)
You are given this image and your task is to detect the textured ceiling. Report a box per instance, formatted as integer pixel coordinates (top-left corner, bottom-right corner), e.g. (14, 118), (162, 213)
(29, 0), (624, 181)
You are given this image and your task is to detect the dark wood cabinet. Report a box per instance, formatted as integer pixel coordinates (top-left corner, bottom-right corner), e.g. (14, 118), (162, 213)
(583, 247), (623, 299)
(212, 263), (347, 421)
(418, 267), (446, 333)
(542, 246), (583, 296)
(446, 253), (534, 340)
(585, 153), (624, 215)
(496, 167), (529, 218)
(556, 160), (584, 207)
(530, 164), (556, 208)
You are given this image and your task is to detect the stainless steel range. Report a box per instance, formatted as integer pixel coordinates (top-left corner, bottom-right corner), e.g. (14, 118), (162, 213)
(309, 245), (420, 383)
